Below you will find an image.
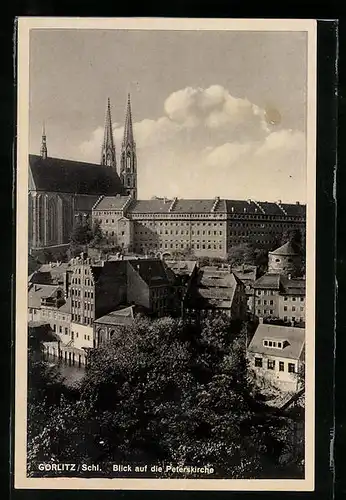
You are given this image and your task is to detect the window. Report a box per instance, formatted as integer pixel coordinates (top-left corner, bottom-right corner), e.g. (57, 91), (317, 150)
(263, 340), (268, 346)
(267, 359), (275, 370)
(279, 361), (284, 371)
(284, 296), (288, 301)
(255, 357), (262, 367)
(270, 300), (273, 305)
(284, 306), (287, 311)
(288, 363), (295, 373)
(292, 306), (296, 312)
(65, 327), (68, 335)
(292, 297), (296, 301)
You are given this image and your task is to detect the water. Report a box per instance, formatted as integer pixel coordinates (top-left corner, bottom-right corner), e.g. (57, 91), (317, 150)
(44, 353), (86, 388)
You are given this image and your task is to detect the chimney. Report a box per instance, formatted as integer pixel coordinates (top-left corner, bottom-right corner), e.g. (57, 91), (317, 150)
(287, 273), (292, 280)
(259, 317), (264, 324)
(296, 201), (300, 205)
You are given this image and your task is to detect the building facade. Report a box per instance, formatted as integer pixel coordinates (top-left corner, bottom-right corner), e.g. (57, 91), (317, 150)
(247, 322), (305, 392)
(92, 196), (306, 259)
(253, 274), (305, 326)
(183, 265), (247, 320)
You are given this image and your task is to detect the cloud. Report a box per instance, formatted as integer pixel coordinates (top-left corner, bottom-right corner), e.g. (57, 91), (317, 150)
(78, 85), (306, 202)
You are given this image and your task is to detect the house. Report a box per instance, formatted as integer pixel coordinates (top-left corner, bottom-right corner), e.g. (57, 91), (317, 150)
(232, 264), (258, 312)
(183, 265), (247, 320)
(253, 273), (305, 326)
(247, 322), (305, 392)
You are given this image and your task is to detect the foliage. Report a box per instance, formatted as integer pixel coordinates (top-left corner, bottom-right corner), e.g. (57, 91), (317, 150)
(27, 315), (304, 478)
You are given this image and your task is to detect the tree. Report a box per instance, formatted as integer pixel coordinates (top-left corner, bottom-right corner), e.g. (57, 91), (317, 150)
(69, 217), (93, 247)
(227, 243), (255, 266)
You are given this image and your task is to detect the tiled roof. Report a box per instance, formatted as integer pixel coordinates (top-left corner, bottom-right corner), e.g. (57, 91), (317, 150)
(253, 273), (281, 290)
(225, 199), (259, 214)
(279, 203), (306, 217)
(129, 199), (172, 214)
(247, 323), (305, 360)
(164, 260), (197, 277)
(232, 265), (257, 283)
(172, 199), (226, 213)
(270, 241), (300, 256)
(94, 305), (136, 326)
(93, 195), (131, 211)
(29, 154), (124, 195)
(281, 277), (305, 296)
(187, 268), (241, 309)
(91, 196), (306, 217)
(28, 283), (61, 308)
(253, 273), (305, 296)
(128, 259), (172, 286)
(255, 201), (286, 216)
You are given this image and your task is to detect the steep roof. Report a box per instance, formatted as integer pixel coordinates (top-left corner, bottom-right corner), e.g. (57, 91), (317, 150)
(91, 196), (306, 217)
(93, 195), (131, 211)
(247, 323), (305, 360)
(94, 305), (137, 326)
(165, 260), (198, 277)
(187, 267), (241, 309)
(270, 241), (300, 256)
(29, 154), (124, 195)
(253, 273), (305, 296)
(232, 264), (257, 283)
(128, 259), (172, 286)
(28, 283), (62, 309)
(281, 277), (306, 296)
(253, 273), (282, 290)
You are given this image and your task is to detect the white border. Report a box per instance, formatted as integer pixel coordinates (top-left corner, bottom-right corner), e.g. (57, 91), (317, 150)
(15, 17), (317, 491)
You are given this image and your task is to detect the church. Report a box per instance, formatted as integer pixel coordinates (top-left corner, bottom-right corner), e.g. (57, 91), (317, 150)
(28, 94), (137, 251)
(28, 94), (306, 258)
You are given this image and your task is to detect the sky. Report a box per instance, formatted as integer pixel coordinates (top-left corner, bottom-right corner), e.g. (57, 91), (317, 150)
(29, 28), (308, 202)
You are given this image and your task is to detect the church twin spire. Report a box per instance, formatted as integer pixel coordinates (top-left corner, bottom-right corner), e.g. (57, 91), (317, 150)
(40, 122), (47, 160)
(101, 94), (137, 199)
(100, 97), (117, 168)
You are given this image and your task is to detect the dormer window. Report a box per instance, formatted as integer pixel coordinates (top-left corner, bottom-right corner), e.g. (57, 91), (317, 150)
(263, 338), (285, 349)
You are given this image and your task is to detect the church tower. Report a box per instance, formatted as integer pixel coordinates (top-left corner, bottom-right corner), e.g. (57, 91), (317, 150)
(40, 122), (47, 159)
(120, 94), (137, 199)
(100, 98), (116, 168)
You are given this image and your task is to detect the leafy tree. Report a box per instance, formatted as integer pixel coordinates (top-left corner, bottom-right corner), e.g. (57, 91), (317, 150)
(70, 217), (93, 246)
(28, 316), (303, 477)
(227, 243), (255, 266)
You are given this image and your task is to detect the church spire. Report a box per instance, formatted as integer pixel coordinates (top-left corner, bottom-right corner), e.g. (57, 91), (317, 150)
(120, 93), (137, 199)
(100, 97), (116, 168)
(122, 93), (135, 148)
(40, 121), (47, 160)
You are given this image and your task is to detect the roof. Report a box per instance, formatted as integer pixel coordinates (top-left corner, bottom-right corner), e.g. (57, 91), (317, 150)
(128, 259), (172, 286)
(28, 283), (61, 308)
(91, 196), (306, 217)
(281, 277), (306, 296)
(186, 267), (242, 309)
(94, 305), (137, 326)
(29, 154), (124, 195)
(232, 265), (257, 283)
(164, 260), (197, 277)
(270, 241), (300, 256)
(253, 273), (281, 290)
(247, 323), (305, 360)
(253, 273), (305, 296)
(93, 195), (131, 211)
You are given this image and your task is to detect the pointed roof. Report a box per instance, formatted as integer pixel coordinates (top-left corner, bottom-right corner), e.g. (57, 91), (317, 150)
(122, 93), (135, 147)
(40, 121), (48, 158)
(270, 241), (300, 256)
(102, 97), (115, 152)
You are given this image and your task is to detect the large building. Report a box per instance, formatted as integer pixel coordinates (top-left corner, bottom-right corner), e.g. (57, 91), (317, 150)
(29, 94), (306, 258)
(92, 195), (306, 259)
(28, 95), (137, 251)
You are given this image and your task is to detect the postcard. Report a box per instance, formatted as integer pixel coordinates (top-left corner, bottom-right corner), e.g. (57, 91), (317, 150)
(15, 17), (316, 490)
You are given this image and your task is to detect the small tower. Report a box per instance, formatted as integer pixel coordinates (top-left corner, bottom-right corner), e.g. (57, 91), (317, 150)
(100, 98), (116, 169)
(268, 241), (302, 277)
(120, 93), (137, 199)
(40, 122), (47, 160)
